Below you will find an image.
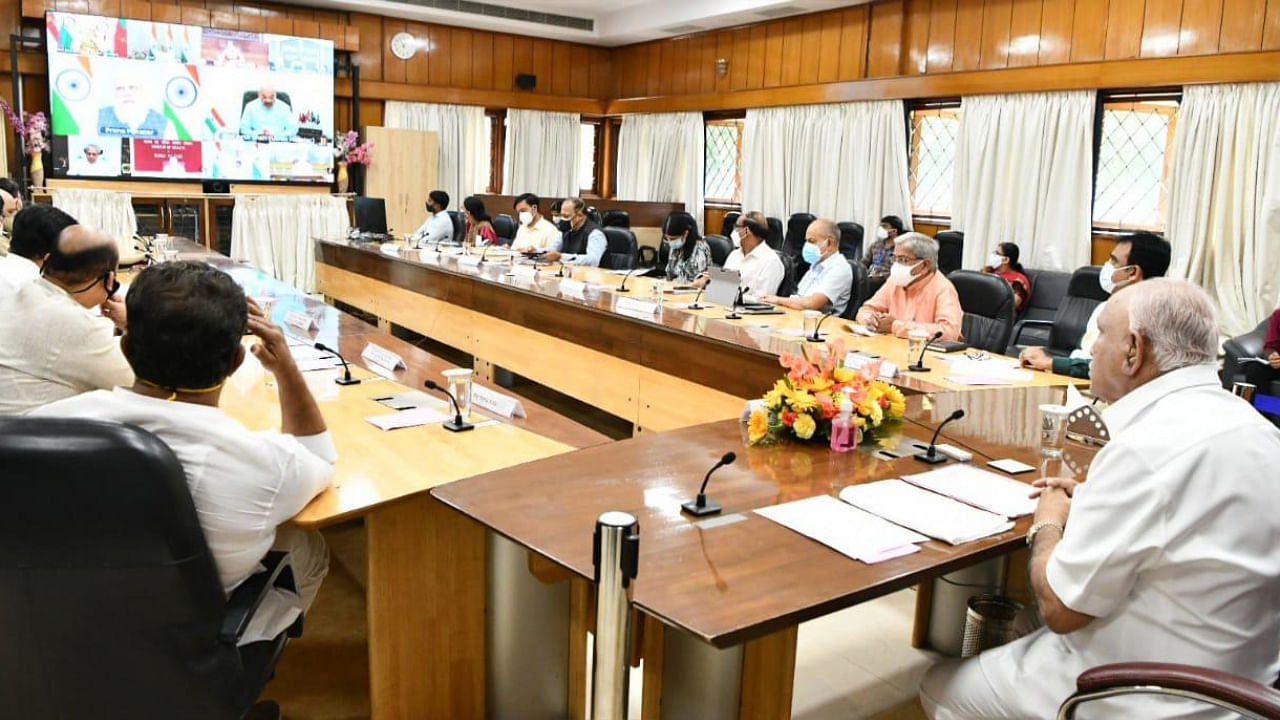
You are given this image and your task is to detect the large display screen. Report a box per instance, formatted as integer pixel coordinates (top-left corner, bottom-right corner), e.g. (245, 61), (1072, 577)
(45, 12), (335, 183)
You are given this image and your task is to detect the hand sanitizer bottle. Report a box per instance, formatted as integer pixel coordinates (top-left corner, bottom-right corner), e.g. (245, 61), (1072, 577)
(830, 390), (858, 453)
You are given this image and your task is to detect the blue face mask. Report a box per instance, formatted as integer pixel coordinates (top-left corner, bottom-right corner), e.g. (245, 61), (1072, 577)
(801, 242), (822, 265)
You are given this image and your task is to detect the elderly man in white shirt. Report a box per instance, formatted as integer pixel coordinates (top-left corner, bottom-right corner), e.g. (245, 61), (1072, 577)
(720, 211), (784, 302)
(920, 278), (1280, 719)
(34, 261), (334, 643)
(0, 204), (77, 295)
(0, 225), (133, 415)
(510, 192), (561, 253)
(409, 190), (454, 247)
(762, 217), (852, 315)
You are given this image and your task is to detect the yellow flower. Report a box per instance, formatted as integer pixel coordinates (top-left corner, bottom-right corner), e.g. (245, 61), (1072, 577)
(763, 379), (788, 410)
(883, 385), (907, 419)
(787, 389), (819, 413)
(793, 412), (816, 440)
(804, 374), (834, 394)
(747, 410), (770, 444)
(833, 367), (855, 384)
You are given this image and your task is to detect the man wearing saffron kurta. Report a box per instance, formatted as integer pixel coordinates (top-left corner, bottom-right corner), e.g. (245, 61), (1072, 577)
(855, 232), (964, 342)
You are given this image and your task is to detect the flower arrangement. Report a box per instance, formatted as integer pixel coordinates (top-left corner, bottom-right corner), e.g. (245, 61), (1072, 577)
(747, 339), (906, 446)
(0, 98), (48, 154)
(333, 130), (373, 166)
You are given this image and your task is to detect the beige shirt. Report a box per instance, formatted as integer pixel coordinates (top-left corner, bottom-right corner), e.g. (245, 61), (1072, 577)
(511, 217), (561, 252)
(0, 277), (134, 415)
(0, 253), (39, 295)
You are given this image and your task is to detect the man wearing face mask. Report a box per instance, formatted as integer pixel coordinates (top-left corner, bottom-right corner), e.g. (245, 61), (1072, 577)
(408, 190), (454, 247)
(511, 192), (560, 253)
(762, 218), (853, 315)
(862, 215), (904, 280)
(543, 197), (606, 267)
(855, 232), (963, 341)
(1019, 232), (1170, 377)
(721, 211), (784, 301)
(920, 279), (1280, 719)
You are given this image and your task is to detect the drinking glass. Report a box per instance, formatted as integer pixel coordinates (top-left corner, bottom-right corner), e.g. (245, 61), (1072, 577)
(1039, 404), (1070, 458)
(442, 368), (474, 418)
(650, 279), (665, 303)
(802, 310), (821, 338)
(906, 330), (929, 367)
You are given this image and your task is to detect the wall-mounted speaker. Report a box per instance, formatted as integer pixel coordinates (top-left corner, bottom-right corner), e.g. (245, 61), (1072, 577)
(515, 73), (537, 90)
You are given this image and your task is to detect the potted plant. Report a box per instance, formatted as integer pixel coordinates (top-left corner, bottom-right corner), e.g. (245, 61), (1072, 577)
(333, 130), (373, 194)
(0, 99), (49, 189)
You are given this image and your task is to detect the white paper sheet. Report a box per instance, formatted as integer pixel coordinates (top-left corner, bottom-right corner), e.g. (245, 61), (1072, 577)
(364, 406), (451, 431)
(900, 465), (1036, 518)
(755, 495), (927, 564)
(294, 357), (343, 372)
(838, 480), (1014, 545)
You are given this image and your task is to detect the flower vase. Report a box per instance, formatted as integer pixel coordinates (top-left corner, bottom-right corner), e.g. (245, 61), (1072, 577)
(336, 161), (349, 193)
(29, 151), (43, 189)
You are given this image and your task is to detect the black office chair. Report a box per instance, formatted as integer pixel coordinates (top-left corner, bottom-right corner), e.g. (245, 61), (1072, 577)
(447, 210), (465, 243)
(1008, 266), (1108, 356)
(493, 213), (517, 244)
(0, 417), (301, 720)
(766, 217), (784, 251)
(777, 253), (798, 298)
(784, 213), (816, 259)
(841, 257), (871, 320)
(601, 227), (638, 270)
(935, 231), (964, 275)
(1017, 268), (1071, 345)
(601, 209), (630, 229)
(585, 206), (602, 225)
(704, 234), (733, 267)
(1222, 319), (1280, 396)
(719, 211), (740, 239)
(837, 221), (864, 261)
(951, 269), (1015, 353)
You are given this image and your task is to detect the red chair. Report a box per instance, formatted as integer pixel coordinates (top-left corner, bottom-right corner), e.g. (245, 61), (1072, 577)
(1057, 663), (1280, 719)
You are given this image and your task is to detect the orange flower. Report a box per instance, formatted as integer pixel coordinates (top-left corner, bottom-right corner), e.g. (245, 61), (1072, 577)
(781, 410), (797, 427)
(816, 392), (837, 420)
(747, 409), (770, 444)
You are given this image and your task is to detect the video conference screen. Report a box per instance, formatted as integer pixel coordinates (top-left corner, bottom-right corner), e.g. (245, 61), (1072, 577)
(45, 12), (335, 183)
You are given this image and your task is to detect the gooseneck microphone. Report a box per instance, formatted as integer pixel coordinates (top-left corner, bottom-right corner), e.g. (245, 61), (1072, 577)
(681, 451), (737, 517)
(687, 285), (707, 310)
(808, 312), (836, 343)
(908, 330), (945, 372)
(725, 286), (749, 320)
(916, 409), (965, 464)
(424, 379), (475, 433)
(315, 342), (360, 386)
(616, 266), (641, 293)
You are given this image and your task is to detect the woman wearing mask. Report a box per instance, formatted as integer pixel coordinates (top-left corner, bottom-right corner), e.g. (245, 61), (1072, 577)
(462, 195), (498, 247)
(982, 242), (1030, 314)
(663, 213), (711, 283)
(862, 215), (904, 279)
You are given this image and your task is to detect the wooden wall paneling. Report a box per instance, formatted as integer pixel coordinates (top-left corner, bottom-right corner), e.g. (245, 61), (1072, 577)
(714, 29), (733, 92)
(359, 98), (383, 130)
(152, 3), (181, 22)
(530, 38), (551, 95)
(817, 13), (843, 82)
(451, 28), (473, 89)
(238, 12), (265, 31)
(658, 38), (674, 95)
(763, 20), (785, 86)
(670, 37), (688, 95)
(978, 0), (1013, 69)
(1140, 0), (1186, 56)
(351, 14), (383, 83)
(1037, 0), (1075, 64)
(591, 47), (612, 99)
(797, 13), (823, 84)
(952, 0), (984, 70)
(779, 19), (803, 85)
(1266, 0), (1280, 49)
(745, 23), (767, 88)
(265, 16), (292, 35)
(512, 36), (533, 93)
(292, 19), (318, 39)
(902, 0), (932, 75)
(313, 9), (339, 23)
(867, 1), (904, 77)
(380, 20), (406, 83)
(552, 41), (572, 95)
(88, 0), (120, 16)
(731, 25), (750, 90)
(403, 22), (429, 85)
(344, 26), (360, 53)
(121, 0), (149, 18)
(317, 22), (341, 45)
(429, 25), (451, 87)
(1069, 0), (1108, 61)
(1104, 0), (1146, 59)
(569, 44), (589, 97)
(473, 31), (494, 91)
(1178, 0), (1224, 54)
(646, 41), (662, 96)
(924, 0), (956, 73)
(493, 33), (514, 91)
(1218, 0), (1266, 51)
(1007, 0), (1042, 67)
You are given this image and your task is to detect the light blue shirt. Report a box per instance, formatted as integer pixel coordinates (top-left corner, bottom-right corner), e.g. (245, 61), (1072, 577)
(551, 228), (607, 267)
(411, 212), (453, 246)
(240, 99), (299, 140)
(794, 252), (853, 315)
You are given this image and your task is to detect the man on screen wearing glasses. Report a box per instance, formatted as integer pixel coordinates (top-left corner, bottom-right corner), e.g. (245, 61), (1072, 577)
(0, 225), (133, 415)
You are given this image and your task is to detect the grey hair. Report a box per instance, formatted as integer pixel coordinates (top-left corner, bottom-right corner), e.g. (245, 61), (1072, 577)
(895, 232), (938, 269)
(1126, 278), (1218, 372)
(810, 218), (839, 245)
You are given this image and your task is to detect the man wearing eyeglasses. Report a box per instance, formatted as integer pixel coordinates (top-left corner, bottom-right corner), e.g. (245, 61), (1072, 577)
(0, 225), (133, 414)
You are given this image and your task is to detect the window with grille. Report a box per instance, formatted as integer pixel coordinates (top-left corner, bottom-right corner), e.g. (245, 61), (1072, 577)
(1092, 98), (1179, 232)
(909, 106), (960, 218)
(704, 118), (744, 204)
(579, 122), (598, 194)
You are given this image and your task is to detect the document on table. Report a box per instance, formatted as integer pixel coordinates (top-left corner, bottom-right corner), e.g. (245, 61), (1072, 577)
(364, 406), (451, 431)
(900, 465), (1036, 518)
(838, 480), (1014, 545)
(944, 357), (1033, 385)
(755, 495), (928, 564)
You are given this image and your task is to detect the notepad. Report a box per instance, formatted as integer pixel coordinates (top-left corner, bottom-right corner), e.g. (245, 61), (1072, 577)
(900, 465), (1036, 518)
(755, 495), (927, 564)
(838, 480), (1014, 545)
(364, 406), (451, 431)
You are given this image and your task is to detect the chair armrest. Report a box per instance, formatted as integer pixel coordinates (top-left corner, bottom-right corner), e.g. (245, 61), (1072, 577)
(220, 551), (299, 644)
(1070, 662), (1280, 719)
(638, 246), (657, 268)
(1010, 319), (1054, 348)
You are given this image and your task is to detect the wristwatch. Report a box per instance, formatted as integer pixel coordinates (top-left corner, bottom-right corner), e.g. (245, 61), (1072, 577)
(1026, 521), (1065, 546)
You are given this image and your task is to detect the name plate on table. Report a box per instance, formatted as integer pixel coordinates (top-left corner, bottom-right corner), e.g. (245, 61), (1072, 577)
(472, 385), (527, 419)
(361, 343), (406, 372)
(457, 254), (485, 268)
(285, 310), (318, 331)
(615, 297), (659, 315)
(509, 265), (539, 280)
(844, 351), (897, 380)
(559, 279), (589, 299)
(379, 243), (401, 256)
(418, 249), (441, 263)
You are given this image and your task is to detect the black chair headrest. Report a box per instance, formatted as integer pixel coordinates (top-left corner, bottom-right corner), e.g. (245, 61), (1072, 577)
(1068, 265), (1110, 301)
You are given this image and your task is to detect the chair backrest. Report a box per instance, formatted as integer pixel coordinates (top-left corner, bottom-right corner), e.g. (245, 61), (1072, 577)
(766, 217), (784, 250)
(935, 231), (964, 275)
(447, 210), (465, 242)
(0, 417), (236, 719)
(493, 213), (517, 242)
(601, 209), (630, 229)
(585, 206), (602, 225)
(951, 269), (1016, 353)
(1048, 266), (1109, 354)
(837, 221), (864, 261)
(719, 211), (740, 239)
(784, 213), (816, 257)
(1222, 318), (1275, 391)
(704, 234), (733, 267)
(601, 227), (638, 270)
(841, 258), (871, 320)
(777, 253), (798, 297)
(1022, 268), (1071, 323)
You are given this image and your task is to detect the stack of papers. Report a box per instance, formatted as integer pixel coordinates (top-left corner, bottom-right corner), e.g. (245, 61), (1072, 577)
(365, 406), (451, 431)
(755, 495), (927, 563)
(900, 465), (1036, 518)
(838, 480), (1014, 545)
(944, 357), (1033, 385)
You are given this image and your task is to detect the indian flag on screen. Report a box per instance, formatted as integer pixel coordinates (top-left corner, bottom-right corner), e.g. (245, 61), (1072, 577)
(161, 64), (201, 142)
(49, 55), (91, 136)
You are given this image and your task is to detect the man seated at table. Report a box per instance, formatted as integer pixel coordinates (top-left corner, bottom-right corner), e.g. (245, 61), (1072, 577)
(919, 278), (1280, 719)
(854, 232), (962, 341)
(0, 204), (77, 295)
(718, 211), (784, 302)
(1019, 232), (1170, 378)
(510, 192), (561, 253)
(33, 262), (334, 642)
(0, 176), (23, 253)
(543, 196), (606, 267)
(0, 225), (132, 415)
(761, 218), (852, 315)
(409, 190), (453, 247)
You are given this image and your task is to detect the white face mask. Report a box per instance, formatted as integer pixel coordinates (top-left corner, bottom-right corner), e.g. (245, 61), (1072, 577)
(730, 229), (741, 248)
(518, 211), (534, 226)
(889, 260), (921, 286)
(987, 252), (1004, 269)
(1098, 262), (1131, 295)
(876, 226), (889, 241)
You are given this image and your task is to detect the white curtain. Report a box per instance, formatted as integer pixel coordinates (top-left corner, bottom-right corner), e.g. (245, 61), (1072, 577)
(384, 101), (487, 209)
(230, 194), (348, 293)
(1166, 83), (1280, 337)
(616, 112), (705, 224)
(952, 90), (1095, 272)
(51, 188), (137, 239)
(503, 109), (580, 197)
(741, 101), (912, 231)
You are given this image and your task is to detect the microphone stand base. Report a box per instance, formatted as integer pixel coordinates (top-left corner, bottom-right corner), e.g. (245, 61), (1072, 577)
(907, 363), (929, 372)
(806, 336), (826, 343)
(724, 312), (742, 320)
(615, 287), (631, 292)
(681, 499), (722, 517)
(334, 376), (362, 386)
(914, 450), (948, 465)
(687, 303), (705, 310)
(443, 420), (476, 433)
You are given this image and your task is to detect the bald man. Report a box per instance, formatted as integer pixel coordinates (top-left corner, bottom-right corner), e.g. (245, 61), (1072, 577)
(0, 225), (133, 414)
(239, 83), (298, 142)
(763, 218), (854, 315)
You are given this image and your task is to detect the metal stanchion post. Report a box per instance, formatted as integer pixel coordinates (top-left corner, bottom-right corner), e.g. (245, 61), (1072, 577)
(591, 511), (640, 720)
